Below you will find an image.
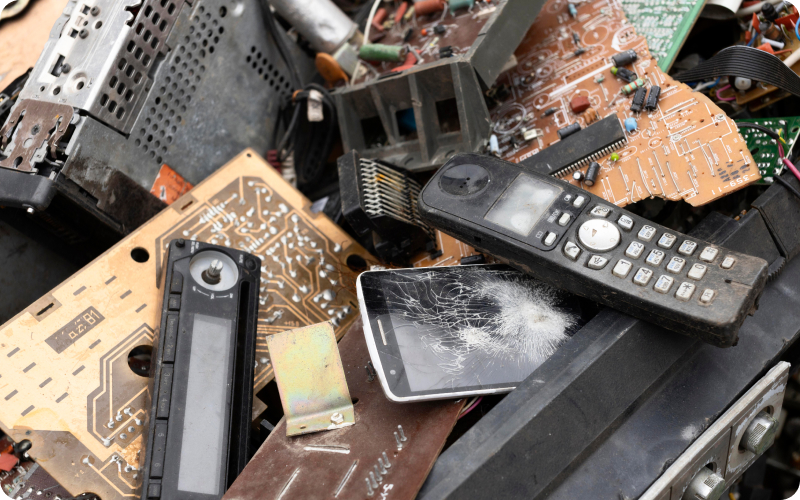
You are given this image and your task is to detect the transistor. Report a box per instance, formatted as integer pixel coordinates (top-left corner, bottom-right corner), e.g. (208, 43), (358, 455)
(644, 85), (661, 111)
(439, 45), (454, 58)
(558, 122), (581, 140)
(584, 161), (601, 186)
(611, 49), (638, 67)
(630, 86), (647, 112)
(434, 24), (446, 34)
(611, 67), (636, 83)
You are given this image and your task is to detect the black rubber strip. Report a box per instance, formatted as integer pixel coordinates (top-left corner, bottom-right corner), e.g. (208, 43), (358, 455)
(674, 46), (800, 97)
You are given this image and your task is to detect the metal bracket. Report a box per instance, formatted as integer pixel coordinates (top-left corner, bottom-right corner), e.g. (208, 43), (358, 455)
(267, 322), (355, 436)
(0, 99), (73, 173)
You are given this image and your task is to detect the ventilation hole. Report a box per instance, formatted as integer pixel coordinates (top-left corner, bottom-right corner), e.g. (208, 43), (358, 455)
(134, 47), (143, 59)
(108, 101), (117, 112)
(219, 26), (224, 34)
(144, 29), (152, 42)
(150, 151), (155, 158)
(151, 38), (158, 49)
(77, 81), (85, 90)
(199, 5), (204, 12)
(12, 156), (22, 168)
(126, 66), (134, 77)
(127, 40), (135, 52)
(134, 72), (142, 84)
(118, 58), (127, 70)
(53, 86), (61, 95)
(100, 94), (109, 106)
(156, 156), (163, 163)
(152, 12), (160, 24)
(135, 139), (141, 146)
(147, 134), (153, 142)
(127, 345), (152, 377)
(110, 76), (118, 87)
(159, 20), (167, 31)
(136, 22), (144, 35)
(144, 5), (153, 16)
(117, 82), (126, 95)
(94, 20), (102, 29)
(116, 107), (125, 119)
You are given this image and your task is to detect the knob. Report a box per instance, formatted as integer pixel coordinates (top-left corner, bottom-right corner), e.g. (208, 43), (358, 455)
(201, 259), (224, 285)
(741, 410), (778, 456)
(682, 467), (726, 500)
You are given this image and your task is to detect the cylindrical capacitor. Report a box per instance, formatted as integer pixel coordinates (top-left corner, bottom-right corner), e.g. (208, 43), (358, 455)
(372, 7), (388, 31)
(611, 49), (638, 67)
(360, 44), (407, 62)
(489, 134), (500, 156)
(269, 0), (357, 54)
(622, 78), (645, 95)
(568, 3), (578, 17)
(394, 2), (409, 23)
(415, 0), (445, 16)
(558, 122), (581, 140)
(450, 0), (474, 12)
(572, 171), (584, 182)
(584, 162), (600, 186)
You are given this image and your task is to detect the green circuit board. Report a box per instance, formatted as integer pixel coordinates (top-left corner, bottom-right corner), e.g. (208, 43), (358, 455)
(621, 0), (707, 71)
(738, 117), (800, 184)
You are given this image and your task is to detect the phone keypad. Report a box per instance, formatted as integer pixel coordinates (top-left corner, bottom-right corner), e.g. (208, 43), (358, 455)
(625, 241), (645, 259)
(633, 268), (654, 286)
(654, 275), (674, 294)
(678, 240), (697, 256)
(645, 249), (665, 266)
(563, 241), (581, 261)
(657, 233), (677, 249)
(613, 259), (632, 278)
(638, 225), (656, 242)
(587, 255), (609, 270)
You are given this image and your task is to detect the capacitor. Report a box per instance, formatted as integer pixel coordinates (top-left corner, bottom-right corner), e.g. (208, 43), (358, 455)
(585, 162), (600, 186)
(625, 117), (638, 132)
(415, 0), (445, 17)
(622, 78), (645, 95)
(434, 24), (446, 34)
(489, 134), (500, 156)
(568, 3), (578, 17)
(733, 77), (753, 91)
(449, 0), (474, 12)
(761, 2), (779, 22)
(611, 49), (638, 67)
(584, 108), (598, 124)
(394, 2), (409, 23)
(557, 122), (581, 140)
(572, 170), (585, 182)
(439, 45), (454, 58)
(644, 85), (661, 111)
(610, 152), (620, 161)
(630, 86), (647, 112)
(372, 8), (388, 31)
(359, 44), (407, 62)
(543, 107), (558, 117)
(611, 67), (636, 83)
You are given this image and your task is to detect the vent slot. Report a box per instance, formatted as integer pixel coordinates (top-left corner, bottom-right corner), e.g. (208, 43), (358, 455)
(246, 45), (292, 96)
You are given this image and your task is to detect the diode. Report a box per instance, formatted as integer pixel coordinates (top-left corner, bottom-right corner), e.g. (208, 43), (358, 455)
(558, 122), (581, 140)
(584, 162), (601, 186)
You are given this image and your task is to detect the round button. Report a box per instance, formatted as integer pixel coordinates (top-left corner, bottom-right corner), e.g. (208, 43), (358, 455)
(577, 219), (621, 252)
(439, 163), (490, 196)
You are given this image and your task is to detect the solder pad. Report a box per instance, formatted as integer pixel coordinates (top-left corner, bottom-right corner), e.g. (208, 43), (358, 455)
(492, 0), (758, 208)
(0, 150), (372, 499)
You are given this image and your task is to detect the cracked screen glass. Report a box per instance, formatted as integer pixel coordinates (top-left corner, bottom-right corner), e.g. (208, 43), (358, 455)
(377, 266), (585, 392)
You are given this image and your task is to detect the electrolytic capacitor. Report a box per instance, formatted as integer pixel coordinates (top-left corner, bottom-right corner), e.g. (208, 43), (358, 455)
(611, 49), (638, 67)
(490, 134), (500, 156)
(415, 0), (445, 16)
(557, 122), (581, 140)
(572, 171), (584, 182)
(585, 161), (601, 186)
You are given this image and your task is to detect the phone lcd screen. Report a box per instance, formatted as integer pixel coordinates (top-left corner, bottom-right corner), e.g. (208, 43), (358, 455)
(359, 265), (593, 400)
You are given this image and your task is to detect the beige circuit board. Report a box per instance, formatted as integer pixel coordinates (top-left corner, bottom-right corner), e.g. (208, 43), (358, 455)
(492, 0), (759, 207)
(0, 150), (372, 499)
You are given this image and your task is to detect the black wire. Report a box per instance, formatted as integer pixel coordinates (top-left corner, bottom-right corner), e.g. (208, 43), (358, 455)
(737, 122), (782, 141)
(774, 174), (800, 201)
(260, 0), (302, 90)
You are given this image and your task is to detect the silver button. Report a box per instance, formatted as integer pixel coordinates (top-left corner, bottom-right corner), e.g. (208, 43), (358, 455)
(700, 289), (716, 304)
(657, 233), (676, 249)
(633, 267), (654, 286)
(721, 255), (736, 269)
(675, 282), (696, 301)
(645, 249), (665, 266)
(573, 195), (586, 207)
(612, 259), (632, 278)
(637, 225), (656, 242)
(699, 247), (719, 262)
(625, 241), (645, 259)
(577, 219), (621, 252)
(678, 240), (697, 256)
(653, 275), (674, 294)
(687, 263), (707, 280)
(563, 240), (581, 261)
(564, 194), (573, 202)
(589, 205), (612, 218)
(558, 213), (572, 226)
(617, 215), (634, 231)
(544, 232), (557, 246)
(587, 255), (609, 270)
(666, 256), (686, 274)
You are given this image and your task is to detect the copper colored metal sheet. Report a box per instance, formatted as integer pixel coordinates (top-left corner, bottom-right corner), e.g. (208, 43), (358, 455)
(224, 318), (466, 500)
(0, 99), (73, 172)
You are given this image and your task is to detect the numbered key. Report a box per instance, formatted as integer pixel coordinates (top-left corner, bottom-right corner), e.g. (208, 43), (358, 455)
(613, 259), (633, 278)
(678, 240), (697, 256)
(633, 267), (654, 286)
(687, 263), (707, 280)
(699, 247), (719, 262)
(653, 275), (674, 294)
(637, 225), (656, 242)
(625, 241), (645, 259)
(666, 256), (686, 274)
(645, 249), (665, 266)
(657, 233), (677, 249)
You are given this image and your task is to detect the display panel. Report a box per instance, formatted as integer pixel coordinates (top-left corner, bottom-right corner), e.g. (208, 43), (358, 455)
(485, 174), (562, 236)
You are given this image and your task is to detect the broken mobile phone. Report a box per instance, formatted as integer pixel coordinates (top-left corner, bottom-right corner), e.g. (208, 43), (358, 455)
(356, 264), (595, 402)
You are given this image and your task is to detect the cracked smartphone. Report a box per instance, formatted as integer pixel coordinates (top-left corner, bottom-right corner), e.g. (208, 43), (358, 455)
(356, 264), (596, 402)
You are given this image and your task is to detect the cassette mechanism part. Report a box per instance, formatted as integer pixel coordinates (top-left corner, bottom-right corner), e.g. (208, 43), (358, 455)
(224, 318), (465, 500)
(141, 240), (259, 499)
(0, 0), (307, 234)
(0, 150), (370, 500)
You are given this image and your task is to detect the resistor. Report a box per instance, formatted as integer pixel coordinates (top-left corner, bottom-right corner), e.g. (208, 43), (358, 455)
(585, 162), (600, 186)
(415, 0), (445, 16)
(572, 32), (580, 45)
(394, 2), (409, 23)
(557, 122), (581, 140)
(371, 8), (388, 32)
(611, 49), (638, 67)
(621, 78), (645, 95)
(449, 0), (475, 12)
(568, 3), (578, 17)
(360, 44), (407, 62)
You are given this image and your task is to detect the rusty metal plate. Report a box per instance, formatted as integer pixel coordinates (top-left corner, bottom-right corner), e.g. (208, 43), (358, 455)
(224, 318), (466, 500)
(268, 322), (355, 436)
(0, 99), (73, 172)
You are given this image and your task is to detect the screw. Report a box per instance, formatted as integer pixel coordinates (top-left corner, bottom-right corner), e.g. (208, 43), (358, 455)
(61, 63), (71, 74)
(378, 457), (388, 474)
(90, 6), (100, 15)
(175, 238), (185, 247)
(741, 410), (778, 455)
(331, 412), (344, 425)
(369, 472), (379, 489)
(79, 29), (89, 38)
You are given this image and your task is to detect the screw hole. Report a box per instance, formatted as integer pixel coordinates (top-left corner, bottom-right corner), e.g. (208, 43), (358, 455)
(131, 247), (150, 262)
(127, 345), (152, 377)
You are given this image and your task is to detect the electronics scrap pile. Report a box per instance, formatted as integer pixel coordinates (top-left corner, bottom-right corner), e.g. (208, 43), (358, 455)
(3, 0), (800, 499)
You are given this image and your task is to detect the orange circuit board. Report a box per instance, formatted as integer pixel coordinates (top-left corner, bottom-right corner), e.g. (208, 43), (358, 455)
(491, 0), (759, 208)
(0, 150), (372, 499)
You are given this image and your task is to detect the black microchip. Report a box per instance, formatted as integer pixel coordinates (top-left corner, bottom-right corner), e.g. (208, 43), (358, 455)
(630, 86), (647, 112)
(645, 86), (661, 111)
(520, 115), (627, 176)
